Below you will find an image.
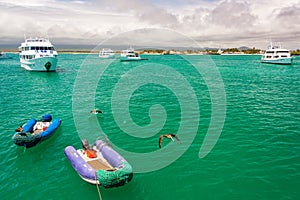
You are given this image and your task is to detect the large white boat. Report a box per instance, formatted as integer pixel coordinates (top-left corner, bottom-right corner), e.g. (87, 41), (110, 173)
(99, 48), (115, 58)
(261, 42), (292, 65)
(18, 38), (58, 71)
(120, 47), (142, 61)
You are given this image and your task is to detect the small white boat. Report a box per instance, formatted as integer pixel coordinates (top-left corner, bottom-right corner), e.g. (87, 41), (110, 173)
(120, 47), (142, 61)
(99, 48), (115, 58)
(0, 51), (6, 59)
(18, 37), (58, 71)
(261, 42), (292, 65)
(0, 51), (12, 59)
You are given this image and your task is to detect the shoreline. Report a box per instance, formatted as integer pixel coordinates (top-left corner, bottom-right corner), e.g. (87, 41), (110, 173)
(2, 49), (299, 56)
(1, 50), (264, 55)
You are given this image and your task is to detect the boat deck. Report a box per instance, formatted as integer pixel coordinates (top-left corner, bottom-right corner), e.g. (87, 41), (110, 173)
(87, 159), (114, 171)
(77, 148), (115, 171)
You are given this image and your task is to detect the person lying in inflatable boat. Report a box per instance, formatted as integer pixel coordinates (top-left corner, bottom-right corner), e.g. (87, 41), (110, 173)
(15, 114), (52, 134)
(32, 121), (50, 132)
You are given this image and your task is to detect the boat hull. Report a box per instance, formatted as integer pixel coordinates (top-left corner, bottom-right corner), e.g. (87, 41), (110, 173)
(261, 58), (292, 65)
(64, 140), (133, 188)
(120, 57), (142, 61)
(12, 118), (62, 148)
(99, 55), (115, 59)
(20, 56), (58, 71)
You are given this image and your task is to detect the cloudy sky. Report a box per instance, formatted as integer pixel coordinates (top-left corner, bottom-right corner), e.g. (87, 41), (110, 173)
(0, 0), (299, 49)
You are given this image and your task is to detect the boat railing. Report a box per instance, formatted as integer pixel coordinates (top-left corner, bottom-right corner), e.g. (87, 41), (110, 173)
(25, 38), (50, 43)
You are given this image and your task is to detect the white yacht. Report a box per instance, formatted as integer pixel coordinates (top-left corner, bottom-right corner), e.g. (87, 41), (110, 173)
(99, 48), (115, 58)
(120, 47), (142, 61)
(261, 42), (292, 65)
(18, 38), (58, 71)
(0, 51), (5, 59)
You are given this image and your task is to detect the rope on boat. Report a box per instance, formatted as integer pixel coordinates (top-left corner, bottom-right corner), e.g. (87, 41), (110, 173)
(95, 171), (103, 200)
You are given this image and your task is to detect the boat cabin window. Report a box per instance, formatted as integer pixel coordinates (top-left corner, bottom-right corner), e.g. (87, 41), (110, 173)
(29, 47), (53, 51)
(21, 45), (55, 52)
(277, 51), (289, 53)
(266, 51), (274, 53)
(281, 55), (287, 57)
(20, 55), (34, 60)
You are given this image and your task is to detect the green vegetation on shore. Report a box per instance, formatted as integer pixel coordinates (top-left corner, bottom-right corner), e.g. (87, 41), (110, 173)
(291, 49), (300, 56)
(141, 47), (262, 55)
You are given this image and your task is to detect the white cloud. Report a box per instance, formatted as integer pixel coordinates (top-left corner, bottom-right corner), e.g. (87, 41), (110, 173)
(0, 0), (299, 49)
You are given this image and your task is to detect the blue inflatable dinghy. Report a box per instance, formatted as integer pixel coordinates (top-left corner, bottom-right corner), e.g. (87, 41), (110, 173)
(12, 114), (62, 148)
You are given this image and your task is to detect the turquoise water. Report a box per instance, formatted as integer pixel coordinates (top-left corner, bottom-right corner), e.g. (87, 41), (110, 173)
(0, 53), (299, 199)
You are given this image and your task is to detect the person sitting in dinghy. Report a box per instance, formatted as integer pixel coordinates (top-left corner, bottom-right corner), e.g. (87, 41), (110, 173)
(82, 139), (97, 158)
(31, 114), (52, 132)
(15, 125), (23, 132)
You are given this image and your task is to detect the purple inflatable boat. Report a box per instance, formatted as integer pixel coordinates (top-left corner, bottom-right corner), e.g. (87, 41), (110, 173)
(64, 139), (133, 188)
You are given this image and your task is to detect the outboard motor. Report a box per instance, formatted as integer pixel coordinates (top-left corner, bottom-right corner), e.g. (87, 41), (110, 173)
(41, 114), (52, 122)
(81, 139), (97, 158)
(81, 139), (90, 150)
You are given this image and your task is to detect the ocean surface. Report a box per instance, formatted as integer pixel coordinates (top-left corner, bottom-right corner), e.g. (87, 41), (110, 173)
(0, 53), (299, 200)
